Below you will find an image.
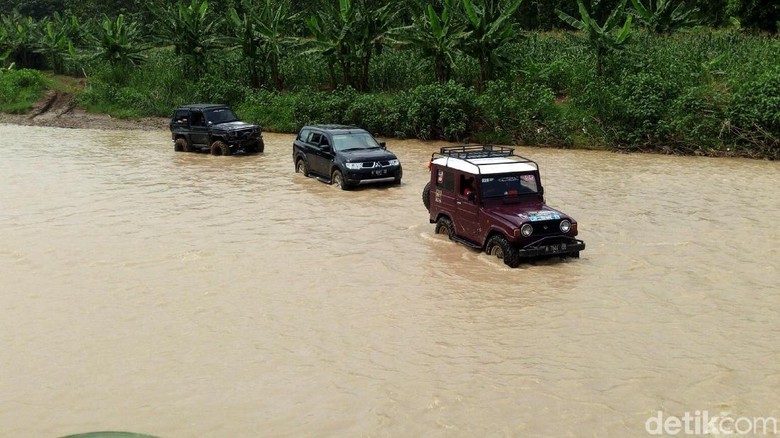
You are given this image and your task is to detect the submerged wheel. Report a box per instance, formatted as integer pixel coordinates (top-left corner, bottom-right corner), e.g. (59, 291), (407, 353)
(331, 169), (349, 190)
(174, 138), (187, 152)
(422, 182), (431, 211)
(434, 216), (453, 239)
(485, 234), (521, 268)
(254, 138), (265, 153)
(295, 158), (309, 177)
(210, 140), (231, 156)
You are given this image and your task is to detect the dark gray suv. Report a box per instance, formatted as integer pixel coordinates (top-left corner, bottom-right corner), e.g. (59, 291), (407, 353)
(292, 125), (402, 190)
(170, 104), (264, 155)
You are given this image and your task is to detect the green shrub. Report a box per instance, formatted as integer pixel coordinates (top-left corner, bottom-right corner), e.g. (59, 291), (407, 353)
(395, 81), (478, 141)
(727, 68), (780, 158)
(478, 80), (566, 146)
(0, 69), (47, 113)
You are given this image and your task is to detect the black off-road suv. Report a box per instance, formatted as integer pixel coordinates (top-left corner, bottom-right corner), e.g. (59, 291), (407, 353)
(292, 125), (402, 190)
(170, 104), (264, 155)
(423, 145), (585, 267)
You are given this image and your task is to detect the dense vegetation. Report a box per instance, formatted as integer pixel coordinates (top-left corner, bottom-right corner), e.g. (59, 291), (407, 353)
(0, 0), (778, 158)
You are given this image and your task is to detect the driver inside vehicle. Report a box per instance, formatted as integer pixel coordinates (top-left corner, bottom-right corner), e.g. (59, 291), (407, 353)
(461, 176), (476, 200)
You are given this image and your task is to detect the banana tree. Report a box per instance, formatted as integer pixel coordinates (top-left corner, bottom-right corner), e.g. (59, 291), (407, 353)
(391, 0), (469, 83)
(630, 0), (699, 34)
(306, 0), (359, 89)
(228, 4), (267, 88)
(1, 13), (41, 69)
(461, 0), (524, 89)
(90, 14), (148, 82)
(556, 0), (633, 76)
(351, 1), (399, 91)
(148, 0), (221, 80)
(256, 0), (300, 91)
(35, 19), (70, 74)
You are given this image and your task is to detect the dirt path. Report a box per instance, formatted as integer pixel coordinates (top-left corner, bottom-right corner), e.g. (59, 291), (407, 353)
(0, 90), (169, 131)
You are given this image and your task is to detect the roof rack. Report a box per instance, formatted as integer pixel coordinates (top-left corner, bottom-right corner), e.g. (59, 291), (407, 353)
(431, 144), (539, 174)
(438, 144), (515, 159)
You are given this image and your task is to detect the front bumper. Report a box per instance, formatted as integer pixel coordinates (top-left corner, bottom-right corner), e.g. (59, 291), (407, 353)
(345, 166), (402, 185)
(226, 135), (262, 149)
(517, 236), (585, 258)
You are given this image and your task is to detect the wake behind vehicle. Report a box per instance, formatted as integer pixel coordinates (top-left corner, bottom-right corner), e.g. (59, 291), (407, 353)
(423, 145), (585, 267)
(170, 104), (264, 155)
(292, 125), (402, 190)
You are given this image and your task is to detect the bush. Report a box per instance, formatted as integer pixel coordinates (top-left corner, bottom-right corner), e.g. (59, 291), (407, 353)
(727, 68), (780, 158)
(478, 80), (566, 146)
(0, 68), (47, 113)
(395, 81), (478, 141)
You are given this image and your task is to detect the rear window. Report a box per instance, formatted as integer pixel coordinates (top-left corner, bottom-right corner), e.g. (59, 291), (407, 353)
(436, 170), (455, 192)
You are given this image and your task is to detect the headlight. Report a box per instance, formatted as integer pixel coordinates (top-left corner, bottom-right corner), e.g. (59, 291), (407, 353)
(345, 162), (363, 170)
(389, 159), (400, 166)
(521, 223), (533, 237)
(559, 219), (572, 233)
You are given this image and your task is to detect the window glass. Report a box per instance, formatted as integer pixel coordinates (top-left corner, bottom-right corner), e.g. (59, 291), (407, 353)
(310, 133), (322, 144)
(436, 170), (455, 192)
(332, 133), (380, 151)
(298, 129), (311, 141)
(205, 108), (238, 124)
(480, 173), (539, 198)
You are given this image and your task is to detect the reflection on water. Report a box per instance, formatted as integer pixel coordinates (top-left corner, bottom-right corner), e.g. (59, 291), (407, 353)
(1, 124), (779, 437)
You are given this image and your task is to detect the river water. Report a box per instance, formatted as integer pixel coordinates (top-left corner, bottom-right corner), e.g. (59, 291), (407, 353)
(0, 124), (778, 437)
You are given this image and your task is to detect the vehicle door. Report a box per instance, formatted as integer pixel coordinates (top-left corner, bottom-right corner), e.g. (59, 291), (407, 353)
(434, 167), (457, 217)
(189, 110), (209, 146)
(308, 132), (334, 176)
(455, 173), (481, 241)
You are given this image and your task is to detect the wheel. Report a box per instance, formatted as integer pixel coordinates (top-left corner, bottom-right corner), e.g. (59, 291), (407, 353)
(485, 234), (521, 268)
(570, 251), (580, 259)
(434, 216), (453, 239)
(247, 138), (265, 154)
(210, 140), (230, 156)
(174, 138), (187, 152)
(331, 169), (349, 190)
(422, 181), (431, 211)
(295, 158), (309, 177)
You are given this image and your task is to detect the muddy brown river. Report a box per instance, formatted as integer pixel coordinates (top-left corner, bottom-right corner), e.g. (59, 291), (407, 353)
(1, 124), (778, 437)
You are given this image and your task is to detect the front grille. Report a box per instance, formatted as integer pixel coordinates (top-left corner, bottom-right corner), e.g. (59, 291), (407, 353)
(359, 161), (391, 168)
(531, 220), (561, 236)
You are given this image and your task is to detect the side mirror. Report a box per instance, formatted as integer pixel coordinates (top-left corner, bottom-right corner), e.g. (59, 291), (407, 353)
(379, 141), (387, 149)
(467, 192), (476, 202)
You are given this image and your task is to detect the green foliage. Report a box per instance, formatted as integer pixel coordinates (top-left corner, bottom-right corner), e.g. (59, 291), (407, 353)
(395, 80), (478, 141)
(461, 0), (524, 87)
(88, 14), (147, 83)
(726, 68), (780, 157)
(0, 68), (46, 112)
(478, 80), (566, 146)
(390, 0), (468, 83)
(629, 0), (699, 34)
(147, 0), (221, 80)
(556, 0), (633, 75)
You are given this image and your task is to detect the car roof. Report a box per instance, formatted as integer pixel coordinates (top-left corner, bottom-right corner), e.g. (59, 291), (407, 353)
(432, 156), (538, 175)
(430, 145), (539, 175)
(176, 104), (230, 110)
(304, 124), (367, 134)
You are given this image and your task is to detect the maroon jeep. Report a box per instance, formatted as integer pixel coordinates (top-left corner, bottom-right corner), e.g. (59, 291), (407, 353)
(423, 145), (585, 267)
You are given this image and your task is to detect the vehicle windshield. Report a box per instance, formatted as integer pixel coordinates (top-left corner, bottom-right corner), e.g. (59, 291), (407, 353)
(332, 133), (380, 152)
(206, 108), (239, 124)
(480, 173), (539, 198)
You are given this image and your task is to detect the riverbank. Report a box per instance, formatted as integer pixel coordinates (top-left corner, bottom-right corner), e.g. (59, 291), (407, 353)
(0, 89), (169, 131)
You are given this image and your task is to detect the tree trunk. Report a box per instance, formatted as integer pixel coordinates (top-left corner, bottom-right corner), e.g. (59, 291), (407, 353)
(360, 49), (371, 92)
(272, 56), (283, 91)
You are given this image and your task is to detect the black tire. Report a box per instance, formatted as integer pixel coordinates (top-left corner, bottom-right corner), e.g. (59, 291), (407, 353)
(422, 181), (431, 211)
(331, 169), (349, 190)
(485, 234), (521, 268)
(570, 251), (580, 259)
(174, 138), (187, 152)
(210, 140), (230, 156)
(255, 138), (265, 153)
(295, 158), (309, 177)
(434, 216), (453, 239)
